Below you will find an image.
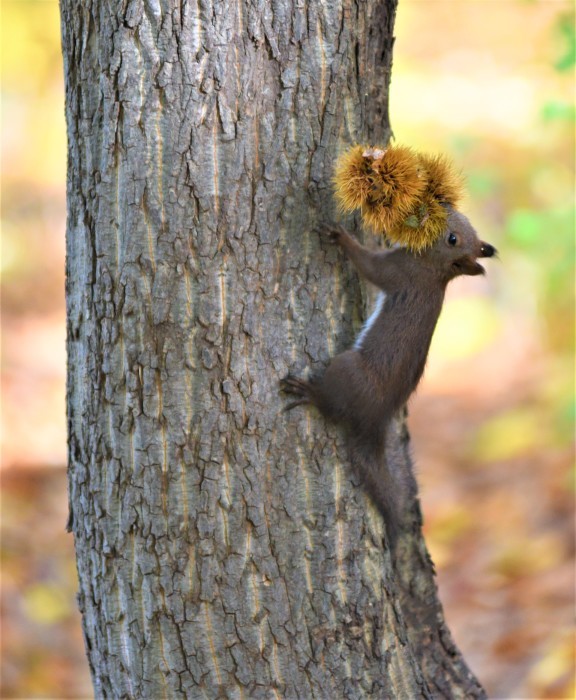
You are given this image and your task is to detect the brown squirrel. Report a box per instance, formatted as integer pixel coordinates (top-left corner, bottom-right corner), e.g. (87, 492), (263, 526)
(281, 146), (497, 548)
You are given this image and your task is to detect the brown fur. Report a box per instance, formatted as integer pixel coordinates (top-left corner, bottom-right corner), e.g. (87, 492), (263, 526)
(281, 208), (496, 548)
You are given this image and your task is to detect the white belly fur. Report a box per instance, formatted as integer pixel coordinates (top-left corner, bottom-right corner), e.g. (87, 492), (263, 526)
(354, 291), (386, 349)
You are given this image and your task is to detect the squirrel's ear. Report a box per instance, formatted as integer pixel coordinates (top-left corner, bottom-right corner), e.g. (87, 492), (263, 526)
(333, 144), (465, 253)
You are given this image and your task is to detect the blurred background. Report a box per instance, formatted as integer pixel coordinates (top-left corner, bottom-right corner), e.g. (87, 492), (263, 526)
(1, 0), (574, 698)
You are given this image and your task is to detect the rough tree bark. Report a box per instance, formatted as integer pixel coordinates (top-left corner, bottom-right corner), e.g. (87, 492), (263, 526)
(61, 1), (486, 697)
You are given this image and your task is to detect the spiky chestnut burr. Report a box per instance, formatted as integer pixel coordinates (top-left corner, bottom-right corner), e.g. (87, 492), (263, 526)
(333, 145), (465, 252)
(333, 145), (427, 234)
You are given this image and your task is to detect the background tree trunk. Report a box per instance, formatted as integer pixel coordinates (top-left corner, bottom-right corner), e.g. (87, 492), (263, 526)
(61, 0), (486, 697)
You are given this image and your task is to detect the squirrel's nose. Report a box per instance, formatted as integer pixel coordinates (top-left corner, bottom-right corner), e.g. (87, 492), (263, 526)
(480, 242), (497, 258)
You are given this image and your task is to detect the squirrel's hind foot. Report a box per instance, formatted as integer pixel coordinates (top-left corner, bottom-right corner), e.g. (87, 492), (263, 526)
(280, 375), (314, 411)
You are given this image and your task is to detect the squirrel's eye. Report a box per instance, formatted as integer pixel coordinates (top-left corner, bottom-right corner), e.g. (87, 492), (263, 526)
(447, 232), (458, 246)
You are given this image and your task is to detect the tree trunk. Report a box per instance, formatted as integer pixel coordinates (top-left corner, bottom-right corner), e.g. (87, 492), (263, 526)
(61, 1), (486, 697)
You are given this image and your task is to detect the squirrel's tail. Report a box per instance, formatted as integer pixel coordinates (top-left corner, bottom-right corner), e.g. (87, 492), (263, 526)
(348, 427), (413, 551)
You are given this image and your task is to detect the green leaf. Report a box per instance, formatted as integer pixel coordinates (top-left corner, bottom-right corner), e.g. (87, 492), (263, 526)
(541, 100), (576, 123)
(555, 12), (576, 72)
(506, 209), (541, 247)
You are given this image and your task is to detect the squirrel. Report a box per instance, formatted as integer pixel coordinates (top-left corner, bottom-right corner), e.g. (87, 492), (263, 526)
(281, 145), (497, 548)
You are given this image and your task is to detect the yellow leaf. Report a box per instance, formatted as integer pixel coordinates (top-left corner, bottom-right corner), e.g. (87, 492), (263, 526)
(433, 297), (500, 361)
(23, 583), (71, 625)
(472, 408), (545, 462)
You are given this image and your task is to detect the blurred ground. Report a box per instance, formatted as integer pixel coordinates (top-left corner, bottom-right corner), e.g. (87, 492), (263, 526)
(2, 467), (92, 698)
(1, 0), (574, 698)
(411, 306), (574, 699)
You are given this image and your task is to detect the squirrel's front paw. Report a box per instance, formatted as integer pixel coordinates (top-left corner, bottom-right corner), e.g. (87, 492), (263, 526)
(315, 223), (348, 245)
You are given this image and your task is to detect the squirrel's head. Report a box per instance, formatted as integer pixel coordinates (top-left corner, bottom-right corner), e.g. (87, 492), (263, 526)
(333, 144), (497, 280)
(422, 208), (497, 281)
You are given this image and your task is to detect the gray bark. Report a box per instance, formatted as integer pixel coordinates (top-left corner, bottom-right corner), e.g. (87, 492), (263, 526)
(61, 0), (486, 697)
